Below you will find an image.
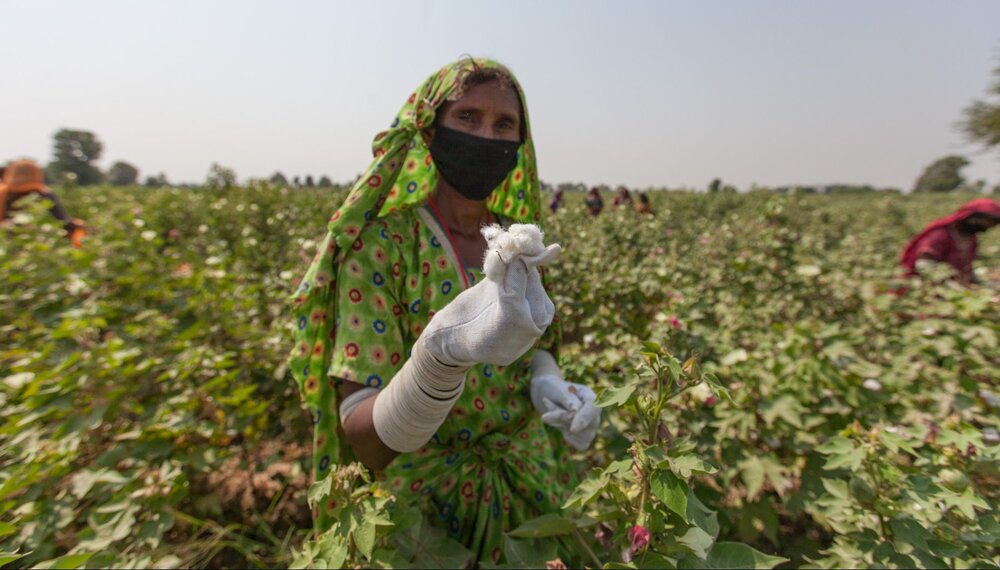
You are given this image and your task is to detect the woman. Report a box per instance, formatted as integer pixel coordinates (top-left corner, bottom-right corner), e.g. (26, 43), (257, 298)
(288, 58), (601, 565)
(612, 186), (633, 208)
(548, 188), (564, 214)
(634, 192), (653, 216)
(900, 197), (1000, 285)
(584, 187), (604, 216)
(0, 159), (85, 247)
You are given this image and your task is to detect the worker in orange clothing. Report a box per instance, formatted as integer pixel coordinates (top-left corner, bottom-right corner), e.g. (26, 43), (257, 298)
(0, 159), (86, 247)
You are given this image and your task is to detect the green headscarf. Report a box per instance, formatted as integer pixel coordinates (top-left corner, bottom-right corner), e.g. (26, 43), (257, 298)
(288, 57), (543, 466)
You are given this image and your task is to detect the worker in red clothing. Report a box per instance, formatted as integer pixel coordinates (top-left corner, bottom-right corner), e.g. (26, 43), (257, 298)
(900, 198), (1000, 285)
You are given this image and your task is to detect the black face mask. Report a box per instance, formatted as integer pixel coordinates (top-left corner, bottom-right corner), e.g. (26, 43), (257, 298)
(429, 125), (520, 201)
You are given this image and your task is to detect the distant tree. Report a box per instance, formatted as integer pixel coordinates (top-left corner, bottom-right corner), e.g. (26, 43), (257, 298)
(960, 60), (1000, 157)
(708, 178), (722, 193)
(292, 176), (301, 188)
(721, 184), (737, 194)
(206, 163), (237, 189)
(47, 128), (103, 185)
(269, 171), (288, 186)
(912, 156), (969, 193)
(107, 161), (139, 186)
(305, 175), (316, 188)
(318, 175), (333, 188)
(144, 173), (169, 187)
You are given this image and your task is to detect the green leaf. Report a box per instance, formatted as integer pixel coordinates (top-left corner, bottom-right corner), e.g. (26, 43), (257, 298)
(32, 553), (95, 570)
(508, 514), (578, 538)
(823, 447), (865, 471)
(686, 490), (720, 539)
(650, 471), (688, 521)
(815, 436), (854, 455)
(678, 526), (714, 560)
(605, 459), (635, 478)
(665, 355), (683, 380)
(739, 457), (765, 499)
(702, 543), (787, 569)
(0, 552), (28, 567)
(880, 430), (919, 456)
(307, 474), (333, 510)
(637, 552), (676, 569)
(391, 506), (474, 568)
(937, 488), (989, 520)
(890, 517), (933, 552)
(926, 540), (963, 558)
(0, 522), (16, 539)
(668, 455), (717, 479)
(596, 380), (640, 408)
(352, 518), (376, 561)
(760, 395), (803, 429)
(502, 537), (558, 568)
(821, 478), (850, 500)
(563, 473), (607, 510)
(315, 530), (349, 569)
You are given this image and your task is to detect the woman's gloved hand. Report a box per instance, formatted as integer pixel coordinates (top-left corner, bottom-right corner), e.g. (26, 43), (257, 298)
(530, 349), (601, 451)
(420, 223), (560, 367)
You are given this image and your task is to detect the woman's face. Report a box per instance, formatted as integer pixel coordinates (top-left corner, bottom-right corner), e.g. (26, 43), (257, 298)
(959, 213), (999, 234)
(434, 80), (522, 143)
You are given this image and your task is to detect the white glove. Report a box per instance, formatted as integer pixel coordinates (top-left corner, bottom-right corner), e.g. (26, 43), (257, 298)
(530, 350), (601, 451)
(421, 223), (560, 367)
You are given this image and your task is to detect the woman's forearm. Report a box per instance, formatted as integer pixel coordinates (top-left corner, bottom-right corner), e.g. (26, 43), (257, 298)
(341, 393), (399, 470)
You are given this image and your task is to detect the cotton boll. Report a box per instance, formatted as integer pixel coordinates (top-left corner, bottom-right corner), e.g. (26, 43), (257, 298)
(862, 379), (883, 392)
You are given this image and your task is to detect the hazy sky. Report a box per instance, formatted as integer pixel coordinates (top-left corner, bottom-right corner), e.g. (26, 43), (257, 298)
(5, 0), (1000, 190)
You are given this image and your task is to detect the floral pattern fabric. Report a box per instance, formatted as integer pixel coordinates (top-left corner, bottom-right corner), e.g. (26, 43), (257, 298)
(286, 58), (576, 564)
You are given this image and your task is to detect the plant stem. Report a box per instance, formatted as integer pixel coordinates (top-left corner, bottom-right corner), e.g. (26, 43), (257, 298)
(865, 455), (892, 541)
(574, 528), (604, 569)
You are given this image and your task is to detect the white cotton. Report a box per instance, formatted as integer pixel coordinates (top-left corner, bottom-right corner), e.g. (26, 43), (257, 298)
(420, 224), (559, 367)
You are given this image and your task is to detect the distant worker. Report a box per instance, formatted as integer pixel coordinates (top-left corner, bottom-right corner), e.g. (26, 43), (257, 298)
(900, 197), (1000, 285)
(549, 188), (564, 214)
(612, 186), (633, 208)
(0, 159), (86, 247)
(634, 192), (653, 215)
(584, 186), (603, 216)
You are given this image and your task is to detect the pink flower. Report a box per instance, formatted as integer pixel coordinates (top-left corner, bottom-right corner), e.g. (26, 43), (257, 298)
(668, 315), (683, 330)
(705, 395), (718, 407)
(167, 228), (180, 240)
(622, 525), (651, 562)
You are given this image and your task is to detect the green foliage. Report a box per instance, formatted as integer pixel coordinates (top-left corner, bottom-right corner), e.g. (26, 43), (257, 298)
(47, 129), (103, 185)
(961, 60), (1000, 153)
(2, 187), (998, 568)
(206, 163), (238, 190)
(107, 161), (140, 186)
(144, 173), (169, 188)
(269, 172), (289, 186)
(912, 155), (970, 193)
